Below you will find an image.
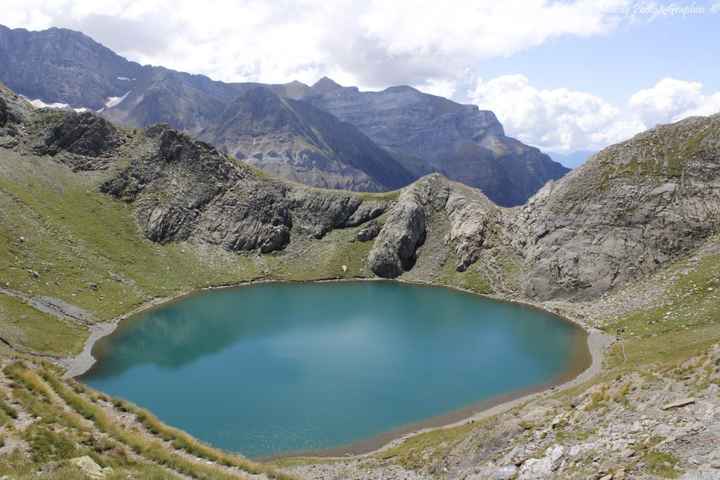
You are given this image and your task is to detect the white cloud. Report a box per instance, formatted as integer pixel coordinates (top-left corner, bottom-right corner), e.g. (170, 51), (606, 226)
(629, 78), (720, 126)
(470, 76), (720, 153)
(0, 0), (629, 89)
(470, 75), (643, 152)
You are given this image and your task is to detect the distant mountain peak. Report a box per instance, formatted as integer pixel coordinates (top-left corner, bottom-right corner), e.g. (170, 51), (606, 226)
(383, 85), (418, 94)
(312, 76), (343, 93)
(286, 80), (309, 88)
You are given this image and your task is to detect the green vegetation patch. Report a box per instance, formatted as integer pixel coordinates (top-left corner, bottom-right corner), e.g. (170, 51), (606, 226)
(606, 250), (720, 369)
(0, 294), (87, 356)
(375, 421), (477, 471)
(435, 253), (492, 294)
(264, 226), (375, 281)
(0, 151), (261, 323)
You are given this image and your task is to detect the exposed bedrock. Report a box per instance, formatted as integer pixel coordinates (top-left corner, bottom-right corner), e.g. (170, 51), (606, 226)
(0, 83), (28, 139)
(97, 125), (389, 252)
(368, 175), (445, 277)
(513, 114), (720, 300)
(368, 175), (504, 278)
(34, 110), (122, 160)
(444, 184), (502, 272)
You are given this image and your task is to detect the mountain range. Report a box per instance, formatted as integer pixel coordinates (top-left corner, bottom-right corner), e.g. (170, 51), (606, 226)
(0, 24), (568, 206)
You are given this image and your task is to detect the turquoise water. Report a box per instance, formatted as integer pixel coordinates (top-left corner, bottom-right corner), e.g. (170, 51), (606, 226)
(82, 282), (584, 458)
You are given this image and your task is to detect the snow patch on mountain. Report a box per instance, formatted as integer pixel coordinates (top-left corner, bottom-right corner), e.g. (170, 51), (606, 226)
(104, 91), (131, 109)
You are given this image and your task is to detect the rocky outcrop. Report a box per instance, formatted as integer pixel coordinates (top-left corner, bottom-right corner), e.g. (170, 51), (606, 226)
(444, 183), (502, 271)
(513, 114), (720, 300)
(0, 82), (27, 133)
(366, 175), (507, 277)
(287, 190), (387, 239)
(34, 111), (122, 161)
(0, 96), (8, 128)
(368, 199), (426, 277)
(356, 221), (381, 242)
(367, 176), (449, 277)
(94, 123), (389, 253)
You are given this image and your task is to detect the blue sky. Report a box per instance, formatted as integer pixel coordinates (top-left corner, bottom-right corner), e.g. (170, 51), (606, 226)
(3, 0), (720, 158)
(481, 10), (720, 104)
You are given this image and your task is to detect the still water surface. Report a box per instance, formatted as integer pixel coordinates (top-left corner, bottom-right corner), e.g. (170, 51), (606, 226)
(83, 282), (585, 457)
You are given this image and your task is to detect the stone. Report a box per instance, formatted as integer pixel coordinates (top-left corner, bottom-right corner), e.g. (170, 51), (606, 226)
(518, 445), (565, 479)
(513, 114), (720, 300)
(466, 464), (518, 480)
(494, 465), (518, 480)
(68, 456), (106, 479)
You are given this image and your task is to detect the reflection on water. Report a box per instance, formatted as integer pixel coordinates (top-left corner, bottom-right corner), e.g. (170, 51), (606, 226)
(83, 282), (584, 458)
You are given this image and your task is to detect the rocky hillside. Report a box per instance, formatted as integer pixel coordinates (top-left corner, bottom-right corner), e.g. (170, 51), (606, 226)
(512, 115), (720, 300)
(3, 80), (719, 302)
(0, 24), (567, 204)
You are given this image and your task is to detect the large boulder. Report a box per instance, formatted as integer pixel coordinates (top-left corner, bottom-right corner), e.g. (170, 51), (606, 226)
(368, 176), (449, 277)
(444, 183), (501, 272)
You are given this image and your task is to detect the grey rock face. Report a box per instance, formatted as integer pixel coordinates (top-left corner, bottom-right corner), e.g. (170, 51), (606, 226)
(367, 175), (503, 277)
(199, 86), (414, 192)
(345, 201), (387, 227)
(356, 221), (381, 242)
(513, 114), (720, 300)
(0, 97), (8, 128)
(445, 184), (502, 271)
(0, 25), (143, 110)
(34, 111), (122, 160)
(367, 176), (450, 277)
(302, 79), (569, 206)
(368, 200), (426, 277)
(0, 82), (28, 135)
(93, 123), (388, 253)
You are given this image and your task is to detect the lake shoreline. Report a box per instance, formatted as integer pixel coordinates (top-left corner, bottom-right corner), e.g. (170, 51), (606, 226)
(60, 275), (613, 460)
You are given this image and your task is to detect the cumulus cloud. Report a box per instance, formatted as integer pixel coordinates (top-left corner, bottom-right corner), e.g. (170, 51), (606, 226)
(470, 75), (643, 152)
(1, 0), (629, 89)
(470, 76), (720, 153)
(629, 78), (720, 126)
